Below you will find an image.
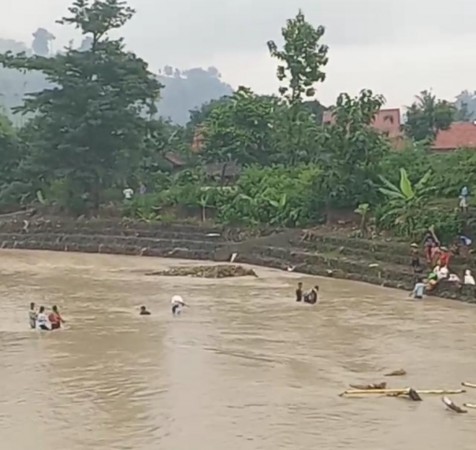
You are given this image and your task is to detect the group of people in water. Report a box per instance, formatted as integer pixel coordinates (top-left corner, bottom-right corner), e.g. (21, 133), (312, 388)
(296, 282), (319, 304)
(29, 294), (188, 330)
(410, 227), (476, 299)
(139, 295), (188, 317)
(29, 302), (65, 331)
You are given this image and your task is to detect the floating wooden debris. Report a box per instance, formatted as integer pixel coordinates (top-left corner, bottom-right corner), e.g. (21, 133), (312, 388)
(385, 369), (407, 377)
(340, 388), (466, 397)
(407, 388), (422, 402)
(146, 264), (257, 279)
(349, 382), (387, 390)
(463, 403), (476, 409)
(442, 396), (467, 413)
(462, 382), (476, 389)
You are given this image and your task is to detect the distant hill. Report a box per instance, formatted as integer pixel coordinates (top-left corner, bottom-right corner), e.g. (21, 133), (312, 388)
(0, 38), (233, 126)
(157, 66), (233, 125)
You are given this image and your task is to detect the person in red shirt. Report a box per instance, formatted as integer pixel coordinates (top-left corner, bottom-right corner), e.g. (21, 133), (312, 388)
(439, 246), (451, 268)
(48, 305), (65, 330)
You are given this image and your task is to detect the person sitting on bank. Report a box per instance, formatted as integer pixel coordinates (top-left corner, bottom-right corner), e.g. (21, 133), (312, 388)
(427, 271), (438, 292)
(140, 305), (151, 315)
(304, 286), (319, 305)
(410, 277), (426, 300)
(49, 305), (65, 330)
(36, 306), (51, 331)
(464, 269), (475, 285)
(29, 302), (37, 329)
(296, 282), (303, 302)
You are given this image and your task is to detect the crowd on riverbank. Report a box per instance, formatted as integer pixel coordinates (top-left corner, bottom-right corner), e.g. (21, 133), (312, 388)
(410, 225), (475, 298)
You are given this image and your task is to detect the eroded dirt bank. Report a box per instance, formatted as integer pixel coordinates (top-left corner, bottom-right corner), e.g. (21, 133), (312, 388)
(0, 215), (474, 303)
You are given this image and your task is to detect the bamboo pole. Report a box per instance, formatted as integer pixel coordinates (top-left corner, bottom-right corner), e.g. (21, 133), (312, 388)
(463, 403), (476, 409)
(442, 397), (467, 413)
(462, 382), (476, 389)
(340, 388), (466, 397)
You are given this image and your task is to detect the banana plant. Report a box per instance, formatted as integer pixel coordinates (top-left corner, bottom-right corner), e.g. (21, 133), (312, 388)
(377, 168), (434, 237)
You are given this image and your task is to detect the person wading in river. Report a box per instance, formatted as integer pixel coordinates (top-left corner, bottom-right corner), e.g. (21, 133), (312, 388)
(49, 305), (65, 330)
(28, 302), (37, 329)
(171, 295), (187, 315)
(296, 282), (303, 302)
(140, 305), (151, 315)
(304, 286), (319, 305)
(36, 306), (50, 331)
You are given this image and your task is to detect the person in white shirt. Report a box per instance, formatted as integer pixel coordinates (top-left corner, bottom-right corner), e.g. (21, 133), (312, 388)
(123, 187), (134, 200)
(171, 295), (187, 315)
(36, 306), (51, 331)
(464, 269), (475, 285)
(437, 266), (449, 280)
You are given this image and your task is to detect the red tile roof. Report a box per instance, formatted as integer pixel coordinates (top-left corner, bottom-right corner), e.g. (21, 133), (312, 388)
(323, 108), (402, 138)
(432, 122), (476, 151)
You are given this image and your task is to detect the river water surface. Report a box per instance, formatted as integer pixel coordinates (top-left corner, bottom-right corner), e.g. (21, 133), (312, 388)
(1, 249), (476, 450)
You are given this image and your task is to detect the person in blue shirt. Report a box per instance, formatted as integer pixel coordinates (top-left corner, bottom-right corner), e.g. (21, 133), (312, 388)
(459, 186), (469, 213)
(410, 277), (426, 300)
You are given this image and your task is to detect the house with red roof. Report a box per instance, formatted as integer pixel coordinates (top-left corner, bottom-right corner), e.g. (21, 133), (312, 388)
(432, 122), (476, 152)
(323, 107), (476, 152)
(322, 108), (405, 148)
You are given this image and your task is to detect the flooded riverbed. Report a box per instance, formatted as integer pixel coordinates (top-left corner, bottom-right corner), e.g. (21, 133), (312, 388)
(1, 249), (476, 450)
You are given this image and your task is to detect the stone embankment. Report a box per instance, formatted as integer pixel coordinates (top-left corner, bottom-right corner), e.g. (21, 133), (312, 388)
(0, 215), (474, 303)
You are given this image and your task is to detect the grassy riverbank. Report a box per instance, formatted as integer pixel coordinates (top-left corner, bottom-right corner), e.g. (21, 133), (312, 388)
(0, 214), (475, 303)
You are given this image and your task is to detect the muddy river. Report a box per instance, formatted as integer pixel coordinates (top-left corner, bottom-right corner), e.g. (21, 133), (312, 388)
(1, 249), (475, 449)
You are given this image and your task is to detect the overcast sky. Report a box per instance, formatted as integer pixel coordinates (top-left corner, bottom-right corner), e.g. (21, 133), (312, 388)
(2, 0), (476, 108)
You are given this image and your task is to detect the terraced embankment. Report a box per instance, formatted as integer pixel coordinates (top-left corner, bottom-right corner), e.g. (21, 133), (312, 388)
(0, 215), (474, 303)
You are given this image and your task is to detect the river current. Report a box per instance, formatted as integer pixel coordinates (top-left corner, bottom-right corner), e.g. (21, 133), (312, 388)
(1, 249), (475, 449)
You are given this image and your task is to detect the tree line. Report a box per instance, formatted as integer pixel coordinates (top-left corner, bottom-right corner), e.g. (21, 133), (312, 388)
(0, 0), (473, 241)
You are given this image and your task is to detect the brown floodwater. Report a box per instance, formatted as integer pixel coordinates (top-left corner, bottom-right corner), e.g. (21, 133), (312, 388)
(1, 249), (476, 450)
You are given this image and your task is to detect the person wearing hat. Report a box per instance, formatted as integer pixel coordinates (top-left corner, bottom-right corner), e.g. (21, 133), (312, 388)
(171, 295), (187, 315)
(410, 243), (422, 273)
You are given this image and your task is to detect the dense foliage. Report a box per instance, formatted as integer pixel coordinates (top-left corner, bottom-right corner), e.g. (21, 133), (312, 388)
(404, 90), (456, 143)
(0, 3), (473, 243)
